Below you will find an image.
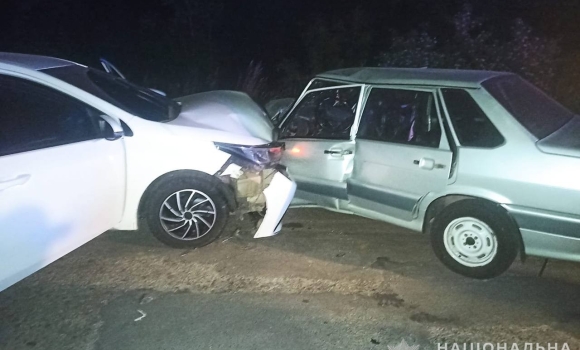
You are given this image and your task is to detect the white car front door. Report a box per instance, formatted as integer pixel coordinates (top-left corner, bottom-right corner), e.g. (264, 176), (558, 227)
(0, 74), (125, 291)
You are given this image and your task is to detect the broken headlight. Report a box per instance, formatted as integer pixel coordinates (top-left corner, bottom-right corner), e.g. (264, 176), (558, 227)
(215, 142), (284, 169)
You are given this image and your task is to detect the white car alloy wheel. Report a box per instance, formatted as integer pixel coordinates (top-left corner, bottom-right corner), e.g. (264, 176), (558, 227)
(443, 217), (498, 267)
(159, 189), (217, 240)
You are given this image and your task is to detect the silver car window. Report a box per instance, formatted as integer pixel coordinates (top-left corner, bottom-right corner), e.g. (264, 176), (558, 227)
(279, 86), (361, 140)
(483, 75), (573, 139)
(441, 89), (504, 148)
(357, 88), (441, 148)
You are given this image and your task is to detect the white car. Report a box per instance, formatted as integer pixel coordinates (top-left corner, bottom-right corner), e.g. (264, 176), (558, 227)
(0, 53), (296, 292)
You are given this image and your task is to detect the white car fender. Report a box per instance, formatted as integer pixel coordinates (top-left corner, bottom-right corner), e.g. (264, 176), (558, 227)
(113, 118), (232, 230)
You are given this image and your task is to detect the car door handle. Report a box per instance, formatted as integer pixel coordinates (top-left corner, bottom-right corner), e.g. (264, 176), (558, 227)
(413, 158), (445, 170)
(0, 174), (31, 192)
(324, 149), (353, 155)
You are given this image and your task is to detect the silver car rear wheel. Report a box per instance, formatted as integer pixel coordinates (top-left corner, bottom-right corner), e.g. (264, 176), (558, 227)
(430, 200), (519, 279)
(443, 217), (498, 267)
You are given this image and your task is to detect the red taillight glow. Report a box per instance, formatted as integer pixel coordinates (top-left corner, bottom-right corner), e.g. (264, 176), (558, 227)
(269, 146), (283, 162)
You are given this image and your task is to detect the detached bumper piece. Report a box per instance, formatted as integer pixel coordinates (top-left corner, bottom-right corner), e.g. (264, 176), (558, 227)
(254, 171), (296, 238)
(218, 164), (296, 239)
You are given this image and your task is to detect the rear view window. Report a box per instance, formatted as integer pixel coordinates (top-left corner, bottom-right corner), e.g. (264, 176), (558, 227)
(483, 76), (574, 139)
(442, 89), (504, 148)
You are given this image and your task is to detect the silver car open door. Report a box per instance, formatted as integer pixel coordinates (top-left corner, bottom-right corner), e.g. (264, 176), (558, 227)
(278, 82), (364, 209)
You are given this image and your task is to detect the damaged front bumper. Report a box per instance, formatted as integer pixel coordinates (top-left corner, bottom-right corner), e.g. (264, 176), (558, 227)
(218, 163), (296, 238)
(254, 171), (296, 238)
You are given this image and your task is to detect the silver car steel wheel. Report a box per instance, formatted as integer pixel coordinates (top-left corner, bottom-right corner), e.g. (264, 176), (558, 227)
(443, 217), (498, 267)
(158, 190), (217, 241)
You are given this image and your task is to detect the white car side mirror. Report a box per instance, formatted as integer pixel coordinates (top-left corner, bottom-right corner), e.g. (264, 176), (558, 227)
(99, 114), (124, 141)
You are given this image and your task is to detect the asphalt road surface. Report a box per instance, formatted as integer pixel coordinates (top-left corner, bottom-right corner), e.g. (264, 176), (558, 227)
(1, 208), (579, 350)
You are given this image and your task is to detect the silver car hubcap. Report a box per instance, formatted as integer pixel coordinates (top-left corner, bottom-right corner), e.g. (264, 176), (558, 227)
(443, 217), (498, 267)
(159, 190), (216, 240)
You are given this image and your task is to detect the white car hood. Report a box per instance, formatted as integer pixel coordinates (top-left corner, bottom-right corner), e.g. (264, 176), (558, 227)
(167, 90), (274, 145)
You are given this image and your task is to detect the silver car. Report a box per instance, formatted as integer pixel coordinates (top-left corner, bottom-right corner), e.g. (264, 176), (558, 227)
(273, 67), (580, 279)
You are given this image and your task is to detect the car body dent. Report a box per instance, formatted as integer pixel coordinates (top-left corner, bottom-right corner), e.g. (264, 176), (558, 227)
(162, 119), (268, 147)
(174, 90), (274, 144)
(114, 109), (289, 232)
(118, 116), (295, 237)
(113, 116), (233, 230)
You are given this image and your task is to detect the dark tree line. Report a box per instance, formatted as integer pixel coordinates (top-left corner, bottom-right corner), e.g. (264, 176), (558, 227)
(1, 0), (579, 110)
(275, 3), (580, 111)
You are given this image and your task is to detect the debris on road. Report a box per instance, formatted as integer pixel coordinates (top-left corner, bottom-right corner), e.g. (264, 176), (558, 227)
(134, 309), (147, 322)
(139, 293), (155, 305)
(374, 292), (405, 308)
(180, 250), (195, 257)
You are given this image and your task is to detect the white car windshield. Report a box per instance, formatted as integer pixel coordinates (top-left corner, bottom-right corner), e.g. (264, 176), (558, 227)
(42, 65), (181, 122)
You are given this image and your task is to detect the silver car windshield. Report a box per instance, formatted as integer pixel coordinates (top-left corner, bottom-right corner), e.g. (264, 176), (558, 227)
(483, 75), (574, 139)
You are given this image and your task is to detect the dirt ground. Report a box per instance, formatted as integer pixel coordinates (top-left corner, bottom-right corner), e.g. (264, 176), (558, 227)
(1, 208), (579, 350)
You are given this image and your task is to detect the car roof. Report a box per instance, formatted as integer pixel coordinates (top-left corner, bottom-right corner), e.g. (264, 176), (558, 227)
(316, 67), (513, 88)
(0, 52), (78, 71)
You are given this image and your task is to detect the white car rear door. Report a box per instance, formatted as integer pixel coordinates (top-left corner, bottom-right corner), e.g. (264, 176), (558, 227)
(0, 74), (125, 291)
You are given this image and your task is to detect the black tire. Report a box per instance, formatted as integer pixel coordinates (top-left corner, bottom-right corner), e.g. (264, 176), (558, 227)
(430, 200), (519, 279)
(143, 171), (229, 248)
